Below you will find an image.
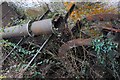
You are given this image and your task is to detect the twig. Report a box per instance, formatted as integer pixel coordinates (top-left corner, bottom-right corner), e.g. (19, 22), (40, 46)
(2, 47), (24, 63)
(58, 38), (93, 76)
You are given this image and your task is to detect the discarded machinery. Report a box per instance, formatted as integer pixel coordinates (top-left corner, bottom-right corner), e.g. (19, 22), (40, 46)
(1, 3), (120, 77)
(0, 4), (75, 40)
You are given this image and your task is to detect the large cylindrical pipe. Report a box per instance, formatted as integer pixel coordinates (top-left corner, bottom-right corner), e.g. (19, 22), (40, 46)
(31, 19), (53, 35)
(2, 24), (28, 38)
(1, 19), (53, 39)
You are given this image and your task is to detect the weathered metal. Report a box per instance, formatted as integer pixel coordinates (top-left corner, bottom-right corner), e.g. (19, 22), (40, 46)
(0, 3), (76, 40)
(58, 38), (92, 58)
(31, 19), (53, 35)
(1, 19), (53, 39)
(86, 14), (119, 21)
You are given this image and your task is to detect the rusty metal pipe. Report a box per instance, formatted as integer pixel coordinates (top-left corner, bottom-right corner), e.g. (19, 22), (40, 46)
(1, 19), (53, 39)
(86, 14), (119, 21)
(58, 38), (93, 58)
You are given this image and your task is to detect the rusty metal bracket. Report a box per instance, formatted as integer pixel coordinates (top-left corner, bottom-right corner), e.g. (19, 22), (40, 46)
(64, 4), (75, 23)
